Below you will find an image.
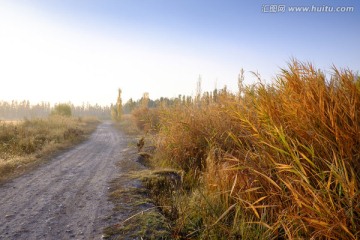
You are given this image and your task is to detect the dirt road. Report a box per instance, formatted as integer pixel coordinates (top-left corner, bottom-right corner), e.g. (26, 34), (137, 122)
(0, 122), (129, 239)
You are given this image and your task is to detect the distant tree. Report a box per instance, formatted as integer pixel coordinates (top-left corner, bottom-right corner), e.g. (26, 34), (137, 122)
(140, 92), (150, 109)
(238, 68), (245, 99)
(110, 104), (117, 120)
(116, 89), (122, 121)
(123, 98), (136, 114)
(195, 75), (202, 105)
(213, 88), (218, 103)
(111, 88), (123, 121)
(52, 103), (72, 117)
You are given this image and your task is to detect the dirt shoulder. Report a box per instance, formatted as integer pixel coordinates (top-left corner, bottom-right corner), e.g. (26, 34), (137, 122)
(103, 141), (171, 239)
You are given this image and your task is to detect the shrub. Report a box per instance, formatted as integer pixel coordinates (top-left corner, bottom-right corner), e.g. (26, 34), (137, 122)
(52, 103), (72, 117)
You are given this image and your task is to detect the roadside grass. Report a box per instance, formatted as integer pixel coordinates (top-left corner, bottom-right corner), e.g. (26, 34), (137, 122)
(132, 60), (360, 239)
(0, 116), (99, 182)
(104, 144), (171, 239)
(104, 178), (171, 240)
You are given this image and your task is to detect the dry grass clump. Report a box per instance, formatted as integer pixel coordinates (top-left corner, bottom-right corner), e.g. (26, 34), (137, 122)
(132, 107), (160, 133)
(0, 116), (98, 181)
(148, 60), (360, 239)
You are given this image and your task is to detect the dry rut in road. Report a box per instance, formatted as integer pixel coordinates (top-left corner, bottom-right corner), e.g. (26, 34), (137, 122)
(0, 122), (129, 239)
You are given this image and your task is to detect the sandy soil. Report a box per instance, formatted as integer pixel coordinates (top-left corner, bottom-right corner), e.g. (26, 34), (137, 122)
(0, 122), (130, 239)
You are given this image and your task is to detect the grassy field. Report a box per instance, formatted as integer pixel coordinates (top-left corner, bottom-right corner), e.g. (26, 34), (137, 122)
(131, 61), (360, 239)
(0, 116), (99, 182)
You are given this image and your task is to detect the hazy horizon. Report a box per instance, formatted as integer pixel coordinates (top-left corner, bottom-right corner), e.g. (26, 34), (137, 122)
(1, 0), (359, 106)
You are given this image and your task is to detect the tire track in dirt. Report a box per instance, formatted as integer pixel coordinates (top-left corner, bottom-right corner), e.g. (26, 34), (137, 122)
(0, 122), (128, 239)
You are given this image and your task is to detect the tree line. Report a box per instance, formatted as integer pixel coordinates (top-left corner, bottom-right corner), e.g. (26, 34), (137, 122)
(120, 88), (230, 115)
(0, 100), (111, 120)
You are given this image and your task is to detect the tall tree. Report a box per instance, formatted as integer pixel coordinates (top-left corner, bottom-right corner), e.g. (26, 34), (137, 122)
(196, 75), (202, 103)
(141, 92), (149, 109)
(115, 88), (122, 121)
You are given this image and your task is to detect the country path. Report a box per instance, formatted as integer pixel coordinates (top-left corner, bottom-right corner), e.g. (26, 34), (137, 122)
(0, 122), (130, 240)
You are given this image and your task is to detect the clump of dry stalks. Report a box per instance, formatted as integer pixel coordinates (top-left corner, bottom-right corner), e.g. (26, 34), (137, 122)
(140, 60), (360, 239)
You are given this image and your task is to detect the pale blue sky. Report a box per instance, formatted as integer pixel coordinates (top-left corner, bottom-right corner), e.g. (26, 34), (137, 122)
(0, 0), (359, 105)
